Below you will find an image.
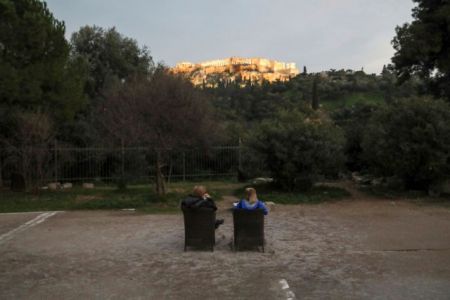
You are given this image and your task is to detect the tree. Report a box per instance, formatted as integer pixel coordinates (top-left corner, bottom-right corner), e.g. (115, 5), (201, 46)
(2, 111), (55, 190)
(99, 68), (216, 194)
(250, 110), (345, 191)
(362, 97), (450, 190)
(65, 25), (154, 146)
(70, 26), (153, 103)
(391, 0), (450, 100)
(332, 103), (379, 171)
(303, 66), (307, 75)
(0, 0), (86, 122)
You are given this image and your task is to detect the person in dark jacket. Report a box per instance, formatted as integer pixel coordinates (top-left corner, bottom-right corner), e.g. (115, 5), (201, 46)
(181, 185), (224, 229)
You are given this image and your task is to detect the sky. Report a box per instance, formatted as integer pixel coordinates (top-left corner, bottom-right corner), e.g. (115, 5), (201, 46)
(45, 0), (415, 74)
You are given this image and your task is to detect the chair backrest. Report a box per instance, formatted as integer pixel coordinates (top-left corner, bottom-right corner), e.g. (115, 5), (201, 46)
(182, 208), (216, 251)
(233, 209), (265, 251)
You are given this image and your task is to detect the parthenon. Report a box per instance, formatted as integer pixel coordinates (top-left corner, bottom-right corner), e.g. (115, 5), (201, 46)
(172, 57), (299, 86)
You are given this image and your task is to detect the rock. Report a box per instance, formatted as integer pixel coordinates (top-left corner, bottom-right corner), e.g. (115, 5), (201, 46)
(48, 182), (61, 190)
(351, 172), (363, 183)
(352, 172), (372, 185)
(266, 201), (276, 211)
(251, 177), (274, 185)
(62, 183), (73, 189)
(82, 183), (94, 189)
(371, 178), (383, 186)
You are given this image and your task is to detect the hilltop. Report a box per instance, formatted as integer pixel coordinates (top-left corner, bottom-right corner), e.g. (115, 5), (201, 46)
(172, 57), (299, 86)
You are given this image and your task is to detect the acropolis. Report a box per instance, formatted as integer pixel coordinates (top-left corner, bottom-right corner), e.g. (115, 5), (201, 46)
(172, 57), (299, 86)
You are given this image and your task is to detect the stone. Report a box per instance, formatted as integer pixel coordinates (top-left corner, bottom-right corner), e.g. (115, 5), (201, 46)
(48, 182), (61, 190)
(352, 172), (371, 185)
(62, 183), (73, 189)
(82, 183), (94, 189)
(371, 178), (383, 186)
(266, 201), (276, 211)
(252, 177), (274, 185)
(351, 172), (363, 183)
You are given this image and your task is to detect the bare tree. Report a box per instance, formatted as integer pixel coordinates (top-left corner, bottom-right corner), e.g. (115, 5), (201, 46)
(99, 68), (216, 194)
(2, 111), (55, 190)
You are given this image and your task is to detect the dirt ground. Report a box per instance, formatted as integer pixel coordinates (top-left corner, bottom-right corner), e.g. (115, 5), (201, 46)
(0, 191), (449, 299)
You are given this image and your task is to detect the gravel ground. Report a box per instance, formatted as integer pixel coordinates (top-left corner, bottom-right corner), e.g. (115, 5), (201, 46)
(0, 198), (449, 299)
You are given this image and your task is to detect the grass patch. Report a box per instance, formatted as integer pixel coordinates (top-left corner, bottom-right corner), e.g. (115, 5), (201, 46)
(234, 183), (351, 204)
(0, 180), (246, 213)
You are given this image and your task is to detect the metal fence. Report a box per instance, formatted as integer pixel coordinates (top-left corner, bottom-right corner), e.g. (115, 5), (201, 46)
(0, 145), (263, 186)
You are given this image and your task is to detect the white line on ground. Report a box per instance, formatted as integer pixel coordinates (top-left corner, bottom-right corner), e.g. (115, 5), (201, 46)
(279, 279), (289, 289)
(279, 279), (296, 300)
(0, 211), (64, 215)
(0, 211), (59, 245)
(286, 291), (296, 299)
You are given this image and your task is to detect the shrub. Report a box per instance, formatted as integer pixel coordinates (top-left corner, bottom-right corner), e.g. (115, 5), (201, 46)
(249, 110), (345, 191)
(331, 103), (379, 172)
(362, 97), (450, 190)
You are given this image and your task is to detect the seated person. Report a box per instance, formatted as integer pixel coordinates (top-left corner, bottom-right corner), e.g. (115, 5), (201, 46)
(234, 187), (268, 215)
(181, 185), (224, 228)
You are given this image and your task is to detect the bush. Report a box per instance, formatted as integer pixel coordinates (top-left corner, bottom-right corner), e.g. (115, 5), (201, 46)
(249, 110), (345, 191)
(362, 97), (450, 190)
(332, 103), (379, 172)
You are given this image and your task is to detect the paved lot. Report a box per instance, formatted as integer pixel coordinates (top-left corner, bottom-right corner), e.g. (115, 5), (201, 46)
(0, 200), (449, 299)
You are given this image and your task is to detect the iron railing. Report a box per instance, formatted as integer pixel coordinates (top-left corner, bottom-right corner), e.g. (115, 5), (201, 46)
(0, 145), (268, 185)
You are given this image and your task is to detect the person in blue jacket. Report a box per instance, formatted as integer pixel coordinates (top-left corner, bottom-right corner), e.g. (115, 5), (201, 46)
(234, 187), (268, 215)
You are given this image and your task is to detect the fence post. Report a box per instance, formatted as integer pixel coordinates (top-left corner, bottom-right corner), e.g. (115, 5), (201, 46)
(182, 151), (186, 182)
(54, 140), (58, 183)
(121, 140), (125, 181)
(238, 138), (242, 172)
(0, 150), (3, 188)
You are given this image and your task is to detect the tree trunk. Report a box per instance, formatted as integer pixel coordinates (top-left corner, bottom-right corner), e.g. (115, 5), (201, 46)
(155, 151), (166, 195)
(0, 156), (3, 189)
(22, 149), (28, 191)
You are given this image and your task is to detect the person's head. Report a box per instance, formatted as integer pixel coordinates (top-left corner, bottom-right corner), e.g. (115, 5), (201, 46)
(245, 187), (257, 203)
(192, 185), (207, 198)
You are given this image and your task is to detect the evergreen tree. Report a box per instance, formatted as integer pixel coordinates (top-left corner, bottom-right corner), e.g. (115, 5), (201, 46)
(392, 0), (450, 100)
(70, 26), (153, 104)
(0, 0), (86, 123)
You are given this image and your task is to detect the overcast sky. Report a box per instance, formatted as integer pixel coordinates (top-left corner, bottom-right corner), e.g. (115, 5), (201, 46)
(46, 0), (415, 74)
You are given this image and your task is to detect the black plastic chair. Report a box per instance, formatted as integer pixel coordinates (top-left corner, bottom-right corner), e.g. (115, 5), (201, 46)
(182, 208), (216, 251)
(233, 209), (265, 252)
